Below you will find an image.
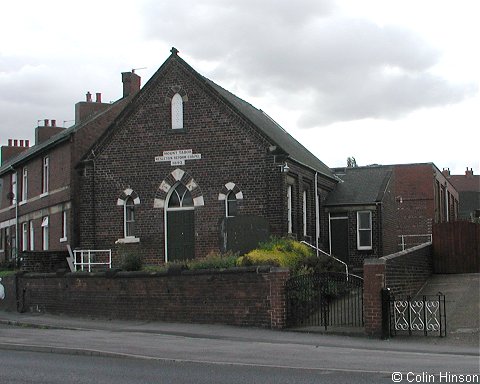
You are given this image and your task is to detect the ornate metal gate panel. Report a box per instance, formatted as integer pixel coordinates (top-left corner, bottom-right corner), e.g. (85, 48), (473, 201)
(389, 294), (446, 337)
(286, 272), (363, 329)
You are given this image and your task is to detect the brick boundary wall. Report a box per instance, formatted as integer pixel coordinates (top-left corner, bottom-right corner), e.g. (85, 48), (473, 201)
(363, 243), (433, 337)
(20, 251), (70, 273)
(0, 267), (290, 329)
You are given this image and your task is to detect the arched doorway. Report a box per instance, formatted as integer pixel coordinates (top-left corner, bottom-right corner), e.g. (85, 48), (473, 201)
(165, 182), (194, 262)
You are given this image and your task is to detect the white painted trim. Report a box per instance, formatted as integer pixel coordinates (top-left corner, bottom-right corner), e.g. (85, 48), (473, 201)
(172, 168), (185, 181)
(218, 193), (226, 201)
(225, 182), (235, 190)
(154, 198), (165, 208)
(193, 196), (204, 207)
(115, 237), (140, 244)
(124, 188), (133, 196)
(357, 211), (373, 250)
(60, 237), (68, 243)
(235, 191), (243, 200)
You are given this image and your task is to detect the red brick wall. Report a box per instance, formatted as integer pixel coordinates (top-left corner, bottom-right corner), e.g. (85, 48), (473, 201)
(11, 267), (290, 329)
(363, 243), (433, 336)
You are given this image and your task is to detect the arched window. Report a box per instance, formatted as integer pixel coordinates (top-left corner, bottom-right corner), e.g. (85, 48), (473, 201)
(124, 197), (135, 238)
(171, 93), (183, 129)
(226, 191), (237, 217)
(168, 183), (193, 209)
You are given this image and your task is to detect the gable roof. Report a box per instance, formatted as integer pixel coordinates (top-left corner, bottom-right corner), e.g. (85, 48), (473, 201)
(202, 77), (335, 180)
(325, 165), (393, 206)
(86, 50), (335, 181)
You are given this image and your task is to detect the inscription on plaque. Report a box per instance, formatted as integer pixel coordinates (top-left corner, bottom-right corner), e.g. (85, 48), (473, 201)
(155, 149), (202, 166)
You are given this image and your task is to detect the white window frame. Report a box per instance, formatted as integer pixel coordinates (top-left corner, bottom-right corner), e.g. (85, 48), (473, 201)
(303, 190), (307, 237)
(42, 156), (49, 195)
(124, 197), (135, 238)
(226, 191), (237, 217)
(171, 93), (184, 129)
(287, 184), (292, 234)
(22, 222), (28, 251)
(21, 167), (28, 203)
(29, 220), (34, 251)
(357, 211), (372, 250)
(41, 216), (49, 251)
(10, 172), (17, 205)
(60, 210), (67, 242)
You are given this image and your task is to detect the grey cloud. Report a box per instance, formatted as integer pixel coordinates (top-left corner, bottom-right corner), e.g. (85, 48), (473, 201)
(141, 0), (476, 126)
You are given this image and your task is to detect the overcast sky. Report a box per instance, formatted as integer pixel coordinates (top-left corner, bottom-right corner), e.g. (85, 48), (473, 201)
(1, 0), (478, 174)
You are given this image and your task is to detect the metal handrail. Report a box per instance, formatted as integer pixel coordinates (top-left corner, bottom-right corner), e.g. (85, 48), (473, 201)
(73, 249), (112, 272)
(398, 234), (432, 251)
(300, 241), (352, 281)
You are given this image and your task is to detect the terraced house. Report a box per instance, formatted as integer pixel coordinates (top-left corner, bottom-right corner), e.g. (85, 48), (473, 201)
(0, 72), (141, 266)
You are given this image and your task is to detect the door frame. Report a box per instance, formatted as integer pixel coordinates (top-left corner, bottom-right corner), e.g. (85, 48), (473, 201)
(164, 182), (195, 263)
(328, 213), (349, 259)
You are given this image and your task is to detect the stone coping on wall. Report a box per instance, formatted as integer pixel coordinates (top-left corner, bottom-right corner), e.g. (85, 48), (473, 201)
(14, 266), (289, 279)
(380, 242), (432, 262)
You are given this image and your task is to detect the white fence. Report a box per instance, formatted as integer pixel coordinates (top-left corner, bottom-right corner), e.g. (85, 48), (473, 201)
(73, 249), (112, 272)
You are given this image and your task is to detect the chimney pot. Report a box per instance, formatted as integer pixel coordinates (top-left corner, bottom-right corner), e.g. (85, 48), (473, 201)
(25, 140), (30, 147)
(44, 119), (49, 126)
(19, 140), (24, 147)
(96, 92), (102, 103)
(86, 92), (92, 102)
(13, 139), (18, 146)
(51, 119), (56, 127)
(8, 139), (12, 146)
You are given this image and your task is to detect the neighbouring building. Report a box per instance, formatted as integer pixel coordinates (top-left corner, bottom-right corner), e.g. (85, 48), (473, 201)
(442, 167), (480, 221)
(77, 48), (338, 265)
(324, 166), (397, 273)
(325, 163), (459, 272)
(0, 72), (141, 265)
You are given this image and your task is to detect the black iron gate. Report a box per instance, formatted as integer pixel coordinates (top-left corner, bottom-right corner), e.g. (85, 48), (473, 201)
(383, 290), (447, 337)
(286, 272), (363, 329)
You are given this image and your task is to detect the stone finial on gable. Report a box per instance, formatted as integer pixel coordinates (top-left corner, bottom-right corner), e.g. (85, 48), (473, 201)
(171, 47), (179, 55)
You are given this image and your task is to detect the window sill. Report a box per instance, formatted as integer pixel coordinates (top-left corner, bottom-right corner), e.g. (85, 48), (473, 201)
(40, 192), (49, 198)
(19, 200), (27, 206)
(115, 237), (140, 244)
(357, 246), (373, 251)
(60, 237), (68, 243)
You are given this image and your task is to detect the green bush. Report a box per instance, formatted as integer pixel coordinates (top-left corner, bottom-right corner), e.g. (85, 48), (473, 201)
(187, 251), (238, 270)
(236, 237), (345, 276)
(120, 252), (143, 271)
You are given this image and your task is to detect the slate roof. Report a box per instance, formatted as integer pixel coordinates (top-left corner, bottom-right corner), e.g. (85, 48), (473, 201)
(325, 165), (393, 206)
(203, 77), (335, 180)
(0, 98), (128, 176)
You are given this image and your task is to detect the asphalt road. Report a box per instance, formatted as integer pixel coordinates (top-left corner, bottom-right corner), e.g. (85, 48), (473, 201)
(0, 349), (401, 384)
(0, 320), (478, 383)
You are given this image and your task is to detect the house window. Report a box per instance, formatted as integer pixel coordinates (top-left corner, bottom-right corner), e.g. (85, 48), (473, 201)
(124, 197), (135, 238)
(29, 220), (34, 251)
(42, 156), (49, 194)
(226, 191), (237, 217)
(10, 172), (17, 205)
(303, 190), (307, 237)
(171, 93), (184, 129)
(22, 222), (28, 251)
(287, 184), (292, 234)
(357, 211), (372, 250)
(21, 167), (28, 202)
(41, 216), (49, 250)
(168, 183), (193, 209)
(60, 210), (67, 242)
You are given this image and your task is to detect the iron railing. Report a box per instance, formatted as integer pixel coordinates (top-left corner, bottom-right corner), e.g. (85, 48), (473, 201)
(286, 272), (364, 329)
(386, 292), (446, 337)
(398, 234), (432, 251)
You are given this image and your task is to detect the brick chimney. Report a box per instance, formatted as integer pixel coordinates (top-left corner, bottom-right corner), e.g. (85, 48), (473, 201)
(1, 138), (31, 165)
(122, 70), (141, 98)
(442, 168), (450, 177)
(35, 119), (67, 145)
(465, 167), (474, 177)
(75, 91), (111, 124)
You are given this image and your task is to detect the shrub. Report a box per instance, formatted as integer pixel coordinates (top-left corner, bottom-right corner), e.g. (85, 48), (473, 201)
(120, 252), (143, 271)
(187, 251), (238, 270)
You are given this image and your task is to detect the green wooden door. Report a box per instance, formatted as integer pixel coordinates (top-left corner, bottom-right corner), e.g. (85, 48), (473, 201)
(167, 210), (194, 262)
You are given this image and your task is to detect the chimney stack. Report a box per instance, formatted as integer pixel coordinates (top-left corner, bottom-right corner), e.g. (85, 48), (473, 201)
(51, 119), (56, 127)
(44, 119), (49, 126)
(465, 167), (474, 177)
(86, 92), (92, 102)
(96, 92), (102, 103)
(1, 138), (31, 164)
(442, 168), (450, 177)
(122, 70), (141, 98)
